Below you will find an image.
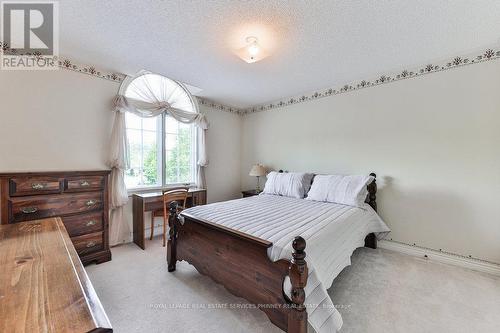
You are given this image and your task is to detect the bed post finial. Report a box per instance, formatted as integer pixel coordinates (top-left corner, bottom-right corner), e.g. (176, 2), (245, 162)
(167, 201), (179, 272)
(288, 236), (308, 333)
(366, 172), (377, 212)
(364, 173), (378, 249)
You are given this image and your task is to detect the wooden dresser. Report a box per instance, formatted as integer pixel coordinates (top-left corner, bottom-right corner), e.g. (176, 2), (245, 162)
(0, 170), (111, 265)
(0, 218), (112, 332)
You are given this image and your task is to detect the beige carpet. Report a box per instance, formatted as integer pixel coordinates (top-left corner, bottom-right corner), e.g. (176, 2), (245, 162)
(86, 239), (500, 333)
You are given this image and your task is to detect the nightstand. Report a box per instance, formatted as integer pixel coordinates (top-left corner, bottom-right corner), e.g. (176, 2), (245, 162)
(242, 189), (262, 198)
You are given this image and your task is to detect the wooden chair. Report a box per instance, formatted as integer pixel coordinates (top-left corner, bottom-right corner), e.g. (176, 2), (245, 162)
(149, 187), (189, 246)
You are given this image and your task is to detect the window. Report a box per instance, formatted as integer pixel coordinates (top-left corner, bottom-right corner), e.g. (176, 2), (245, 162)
(124, 73), (197, 189)
(125, 113), (197, 189)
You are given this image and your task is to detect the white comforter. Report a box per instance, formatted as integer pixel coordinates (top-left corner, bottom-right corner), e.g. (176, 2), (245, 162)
(182, 194), (390, 332)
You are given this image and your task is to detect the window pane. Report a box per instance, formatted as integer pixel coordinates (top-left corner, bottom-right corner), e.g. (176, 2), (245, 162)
(125, 129), (142, 188)
(125, 114), (161, 188)
(142, 131), (159, 185)
(165, 118), (194, 185)
(125, 112), (142, 130)
(142, 117), (158, 131)
(127, 129), (141, 167)
(165, 116), (178, 134)
(165, 133), (177, 150)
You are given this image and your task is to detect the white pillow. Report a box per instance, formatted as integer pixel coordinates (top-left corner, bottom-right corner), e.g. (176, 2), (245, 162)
(306, 174), (374, 207)
(262, 172), (314, 199)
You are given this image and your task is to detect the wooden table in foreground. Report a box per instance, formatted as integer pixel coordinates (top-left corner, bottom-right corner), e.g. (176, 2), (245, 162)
(132, 188), (206, 250)
(0, 218), (112, 333)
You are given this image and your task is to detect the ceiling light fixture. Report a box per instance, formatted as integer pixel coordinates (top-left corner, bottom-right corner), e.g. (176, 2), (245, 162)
(246, 36), (260, 60)
(235, 36), (269, 64)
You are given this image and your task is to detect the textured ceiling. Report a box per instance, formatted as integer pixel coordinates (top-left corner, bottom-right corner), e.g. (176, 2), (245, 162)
(61, 0), (500, 108)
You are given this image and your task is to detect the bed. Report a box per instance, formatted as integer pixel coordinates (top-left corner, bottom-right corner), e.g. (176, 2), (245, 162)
(166, 173), (389, 333)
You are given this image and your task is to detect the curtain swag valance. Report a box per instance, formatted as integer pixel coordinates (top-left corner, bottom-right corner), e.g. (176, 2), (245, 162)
(112, 94), (209, 129)
(107, 71), (209, 246)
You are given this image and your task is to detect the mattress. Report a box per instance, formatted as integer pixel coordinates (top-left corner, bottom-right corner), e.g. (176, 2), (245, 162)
(182, 194), (390, 333)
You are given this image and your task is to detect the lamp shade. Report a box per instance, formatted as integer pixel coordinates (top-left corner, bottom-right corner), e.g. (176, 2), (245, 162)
(249, 164), (266, 177)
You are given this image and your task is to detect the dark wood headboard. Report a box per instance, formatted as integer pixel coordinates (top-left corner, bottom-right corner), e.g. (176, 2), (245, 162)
(277, 170), (377, 212)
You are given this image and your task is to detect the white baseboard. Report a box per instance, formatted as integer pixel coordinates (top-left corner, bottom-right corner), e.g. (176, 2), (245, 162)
(116, 228), (500, 277)
(378, 240), (500, 277)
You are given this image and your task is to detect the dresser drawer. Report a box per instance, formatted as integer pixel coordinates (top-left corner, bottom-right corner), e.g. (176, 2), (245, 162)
(9, 192), (103, 223)
(62, 212), (103, 237)
(9, 177), (62, 196)
(72, 231), (104, 256)
(65, 176), (104, 192)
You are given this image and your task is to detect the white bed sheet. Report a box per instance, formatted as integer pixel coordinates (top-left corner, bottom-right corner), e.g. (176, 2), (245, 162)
(182, 194), (390, 332)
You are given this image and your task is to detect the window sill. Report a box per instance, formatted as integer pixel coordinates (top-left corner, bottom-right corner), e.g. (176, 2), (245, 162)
(127, 184), (196, 197)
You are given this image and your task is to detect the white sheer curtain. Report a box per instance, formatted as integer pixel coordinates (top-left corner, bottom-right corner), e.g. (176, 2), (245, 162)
(108, 71), (209, 246)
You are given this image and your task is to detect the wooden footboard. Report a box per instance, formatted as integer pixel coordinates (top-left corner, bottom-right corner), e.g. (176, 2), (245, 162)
(167, 202), (308, 333)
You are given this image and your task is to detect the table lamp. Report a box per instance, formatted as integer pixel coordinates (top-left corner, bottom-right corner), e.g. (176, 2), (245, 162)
(249, 164), (266, 191)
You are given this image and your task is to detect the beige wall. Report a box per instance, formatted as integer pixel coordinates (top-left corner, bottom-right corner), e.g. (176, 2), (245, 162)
(201, 105), (242, 203)
(241, 60), (500, 264)
(0, 70), (116, 171)
(0, 69), (243, 241)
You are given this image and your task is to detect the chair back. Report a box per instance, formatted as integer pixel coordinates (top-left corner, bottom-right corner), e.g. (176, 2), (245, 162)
(162, 187), (189, 217)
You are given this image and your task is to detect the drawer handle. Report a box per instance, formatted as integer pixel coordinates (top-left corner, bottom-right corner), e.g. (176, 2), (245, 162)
(21, 206), (38, 214)
(31, 183), (45, 190)
(80, 181), (90, 187)
(85, 200), (98, 206)
(86, 220), (96, 226)
(86, 241), (96, 248)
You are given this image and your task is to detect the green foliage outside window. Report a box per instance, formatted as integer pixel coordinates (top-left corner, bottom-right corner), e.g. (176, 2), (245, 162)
(166, 127), (192, 183)
(143, 145), (157, 185)
(142, 127), (192, 185)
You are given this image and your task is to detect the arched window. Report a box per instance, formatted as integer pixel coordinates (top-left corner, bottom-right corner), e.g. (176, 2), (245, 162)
(122, 72), (198, 189)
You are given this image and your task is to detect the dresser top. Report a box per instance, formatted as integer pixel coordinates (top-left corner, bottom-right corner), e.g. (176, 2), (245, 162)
(0, 170), (111, 177)
(0, 218), (112, 332)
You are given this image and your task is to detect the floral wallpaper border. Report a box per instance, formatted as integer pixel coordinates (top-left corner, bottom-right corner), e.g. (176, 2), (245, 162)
(57, 58), (126, 82)
(197, 98), (244, 115)
(1, 42), (245, 114)
(3, 41), (499, 116)
(242, 47), (500, 114)
(1, 42), (126, 82)
(1, 42), (243, 114)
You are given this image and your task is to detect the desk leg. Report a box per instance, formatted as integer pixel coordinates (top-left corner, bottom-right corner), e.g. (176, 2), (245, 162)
(133, 195), (145, 250)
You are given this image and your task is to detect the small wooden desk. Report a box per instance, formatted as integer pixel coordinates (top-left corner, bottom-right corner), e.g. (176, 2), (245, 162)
(0, 218), (112, 333)
(132, 188), (206, 250)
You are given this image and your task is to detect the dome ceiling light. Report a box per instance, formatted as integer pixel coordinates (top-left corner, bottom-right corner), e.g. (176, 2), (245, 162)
(235, 36), (269, 64)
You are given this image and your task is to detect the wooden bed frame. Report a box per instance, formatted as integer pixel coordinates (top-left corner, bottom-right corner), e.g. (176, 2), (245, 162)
(167, 173), (378, 333)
